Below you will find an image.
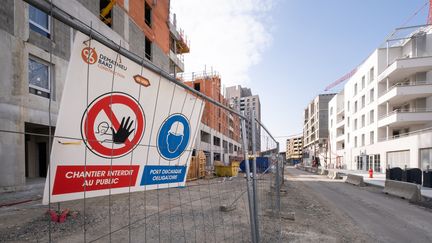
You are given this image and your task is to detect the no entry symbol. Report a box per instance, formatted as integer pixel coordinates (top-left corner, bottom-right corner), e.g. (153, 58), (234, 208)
(81, 92), (145, 158)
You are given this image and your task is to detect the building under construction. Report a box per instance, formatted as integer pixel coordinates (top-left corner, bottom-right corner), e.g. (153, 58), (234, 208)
(181, 72), (242, 167)
(0, 0), (189, 191)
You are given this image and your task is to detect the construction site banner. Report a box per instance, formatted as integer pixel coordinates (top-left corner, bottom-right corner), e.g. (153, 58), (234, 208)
(42, 32), (204, 204)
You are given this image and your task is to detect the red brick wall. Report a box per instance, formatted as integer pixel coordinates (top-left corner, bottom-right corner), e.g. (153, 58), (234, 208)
(118, 0), (170, 54)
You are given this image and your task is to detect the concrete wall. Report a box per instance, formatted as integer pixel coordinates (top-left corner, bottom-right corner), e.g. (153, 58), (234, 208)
(0, 0), (178, 190)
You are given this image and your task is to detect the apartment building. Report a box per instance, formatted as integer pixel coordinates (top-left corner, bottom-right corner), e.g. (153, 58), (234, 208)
(328, 90), (346, 168)
(225, 85), (261, 153)
(303, 93), (336, 166)
(328, 25), (432, 172)
(286, 136), (303, 164)
(182, 72), (242, 166)
(0, 0), (189, 190)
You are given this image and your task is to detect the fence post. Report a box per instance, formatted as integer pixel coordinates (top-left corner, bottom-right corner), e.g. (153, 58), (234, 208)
(251, 110), (260, 242)
(241, 115), (257, 243)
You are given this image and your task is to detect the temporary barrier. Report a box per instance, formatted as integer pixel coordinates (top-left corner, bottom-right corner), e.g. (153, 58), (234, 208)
(0, 1), (285, 242)
(383, 180), (422, 202)
(345, 174), (365, 187)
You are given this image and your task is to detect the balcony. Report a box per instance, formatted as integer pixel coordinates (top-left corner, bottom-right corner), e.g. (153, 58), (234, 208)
(168, 13), (190, 54)
(377, 56), (432, 83)
(169, 50), (185, 72)
(378, 81), (432, 105)
(377, 107), (432, 127)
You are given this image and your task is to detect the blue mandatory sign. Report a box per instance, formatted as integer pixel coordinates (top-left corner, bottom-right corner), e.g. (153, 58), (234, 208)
(140, 165), (187, 185)
(157, 113), (190, 160)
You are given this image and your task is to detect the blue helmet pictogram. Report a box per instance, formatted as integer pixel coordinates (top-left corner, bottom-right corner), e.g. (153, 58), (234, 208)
(157, 114), (190, 160)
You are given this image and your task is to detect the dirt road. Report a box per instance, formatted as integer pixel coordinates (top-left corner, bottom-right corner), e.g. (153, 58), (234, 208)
(283, 167), (432, 242)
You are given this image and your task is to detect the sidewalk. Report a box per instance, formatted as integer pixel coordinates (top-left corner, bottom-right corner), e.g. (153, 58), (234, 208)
(328, 168), (432, 199)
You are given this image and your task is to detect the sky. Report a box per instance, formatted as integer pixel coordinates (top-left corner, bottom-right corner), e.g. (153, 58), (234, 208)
(171, 0), (429, 151)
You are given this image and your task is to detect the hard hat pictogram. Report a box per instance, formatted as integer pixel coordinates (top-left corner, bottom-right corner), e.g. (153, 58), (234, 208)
(157, 114), (190, 160)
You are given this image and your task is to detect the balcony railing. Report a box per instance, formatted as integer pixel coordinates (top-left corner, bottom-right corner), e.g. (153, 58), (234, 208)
(378, 107), (432, 120)
(379, 80), (432, 97)
(378, 126), (432, 142)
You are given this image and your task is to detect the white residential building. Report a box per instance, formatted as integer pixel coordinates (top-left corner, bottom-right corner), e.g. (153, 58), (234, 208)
(328, 25), (432, 172)
(303, 93), (336, 166)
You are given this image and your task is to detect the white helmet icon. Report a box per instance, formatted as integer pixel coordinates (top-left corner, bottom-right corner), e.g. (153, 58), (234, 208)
(169, 121), (184, 136)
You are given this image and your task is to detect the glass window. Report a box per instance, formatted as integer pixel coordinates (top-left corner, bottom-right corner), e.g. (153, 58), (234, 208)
(354, 136), (357, 147)
(361, 95), (365, 108)
(28, 57), (50, 92)
(374, 154), (381, 172)
(361, 115), (365, 127)
(354, 119), (357, 130)
(369, 67), (374, 83)
(370, 88), (375, 102)
(370, 131), (374, 144)
(29, 5), (50, 37)
(361, 76), (365, 89)
(354, 101), (358, 112)
(361, 134), (365, 146)
(420, 148), (432, 170)
(387, 150), (410, 168)
(370, 110), (374, 124)
(354, 83), (358, 96)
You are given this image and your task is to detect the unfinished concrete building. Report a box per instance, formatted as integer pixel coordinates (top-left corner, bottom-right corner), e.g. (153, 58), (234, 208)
(0, 0), (189, 191)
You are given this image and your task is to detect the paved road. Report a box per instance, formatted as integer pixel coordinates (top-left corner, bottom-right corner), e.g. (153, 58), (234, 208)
(285, 167), (432, 243)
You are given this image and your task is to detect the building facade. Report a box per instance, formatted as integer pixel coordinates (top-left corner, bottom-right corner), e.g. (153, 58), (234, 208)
(328, 25), (432, 172)
(328, 90), (345, 168)
(225, 85), (261, 153)
(182, 72), (242, 167)
(0, 0), (189, 191)
(303, 93), (336, 166)
(286, 136), (303, 164)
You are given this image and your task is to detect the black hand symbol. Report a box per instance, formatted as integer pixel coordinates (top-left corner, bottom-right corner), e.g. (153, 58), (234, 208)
(111, 116), (135, 144)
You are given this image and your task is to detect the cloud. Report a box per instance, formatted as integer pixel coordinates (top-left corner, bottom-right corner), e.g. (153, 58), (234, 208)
(171, 0), (274, 86)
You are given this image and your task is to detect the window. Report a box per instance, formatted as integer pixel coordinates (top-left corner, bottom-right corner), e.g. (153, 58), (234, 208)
(370, 88), (374, 103)
(361, 134), (365, 146)
(369, 110), (374, 124)
(29, 5), (50, 37)
(145, 37), (152, 60)
(369, 67), (374, 83)
(361, 115), (365, 127)
(28, 57), (51, 98)
(194, 83), (200, 91)
(354, 101), (358, 112)
(354, 136), (357, 147)
(354, 119), (357, 130)
(354, 83), (358, 96)
(361, 95), (365, 108)
(347, 117), (350, 127)
(347, 101), (350, 112)
(374, 154), (381, 172)
(100, 0), (113, 27)
(361, 76), (365, 89)
(330, 107), (333, 116)
(347, 133), (350, 143)
(145, 2), (152, 27)
(370, 131), (374, 144)
(330, 119), (333, 128)
(387, 150), (410, 168)
(420, 148), (432, 170)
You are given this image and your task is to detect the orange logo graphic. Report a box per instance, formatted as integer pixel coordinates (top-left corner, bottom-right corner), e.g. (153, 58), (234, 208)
(81, 47), (98, 64)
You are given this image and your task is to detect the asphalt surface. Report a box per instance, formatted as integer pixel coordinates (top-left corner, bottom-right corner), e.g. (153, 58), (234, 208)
(285, 167), (432, 243)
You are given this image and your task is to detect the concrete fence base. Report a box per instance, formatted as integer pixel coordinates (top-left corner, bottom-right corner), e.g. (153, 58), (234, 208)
(383, 180), (422, 202)
(327, 171), (342, 180)
(345, 174), (365, 186)
(320, 169), (329, 175)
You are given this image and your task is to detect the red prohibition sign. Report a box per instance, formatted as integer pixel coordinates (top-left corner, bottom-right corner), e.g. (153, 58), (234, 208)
(81, 92), (145, 158)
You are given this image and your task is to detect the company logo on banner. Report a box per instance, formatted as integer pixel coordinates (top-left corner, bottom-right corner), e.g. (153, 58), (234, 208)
(42, 32), (204, 204)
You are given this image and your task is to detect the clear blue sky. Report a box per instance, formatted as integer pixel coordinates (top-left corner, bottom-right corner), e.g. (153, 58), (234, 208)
(247, 0), (429, 149)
